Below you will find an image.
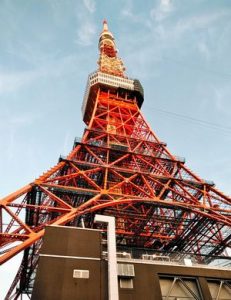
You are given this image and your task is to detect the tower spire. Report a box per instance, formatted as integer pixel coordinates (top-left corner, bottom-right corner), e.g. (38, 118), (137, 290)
(98, 20), (125, 77)
(103, 19), (108, 31)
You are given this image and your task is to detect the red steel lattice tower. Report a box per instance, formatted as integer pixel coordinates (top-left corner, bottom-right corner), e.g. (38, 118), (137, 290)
(1, 21), (231, 299)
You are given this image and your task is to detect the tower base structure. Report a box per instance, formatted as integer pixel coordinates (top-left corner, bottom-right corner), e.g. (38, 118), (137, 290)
(1, 20), (231, 299)
(32, 225), (231, 300)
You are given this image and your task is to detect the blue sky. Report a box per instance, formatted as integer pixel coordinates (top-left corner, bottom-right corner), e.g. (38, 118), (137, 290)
(1, 0), (231, 297)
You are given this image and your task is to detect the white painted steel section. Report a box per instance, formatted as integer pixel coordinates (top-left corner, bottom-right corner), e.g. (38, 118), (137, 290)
(40, 254), (100, 261)
(81, 71), (135, 116)
(94, 214), (119, 300)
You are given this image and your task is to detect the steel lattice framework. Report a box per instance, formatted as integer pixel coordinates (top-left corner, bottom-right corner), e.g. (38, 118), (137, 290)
(1, 20), (231, 299)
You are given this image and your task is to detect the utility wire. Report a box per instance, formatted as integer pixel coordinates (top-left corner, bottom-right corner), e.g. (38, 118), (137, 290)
(145, 106), (231, 133)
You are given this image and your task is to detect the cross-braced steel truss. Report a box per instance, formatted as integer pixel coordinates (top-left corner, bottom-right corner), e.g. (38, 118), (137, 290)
(1, 89), (231, 298)
(1, 20), (231, 299)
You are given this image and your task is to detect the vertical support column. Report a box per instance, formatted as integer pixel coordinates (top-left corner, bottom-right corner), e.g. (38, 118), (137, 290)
(0, 207), (2, 233)
(88, 88), (100, 130)
(198, 277), (212, 300)
(94, 214), (119, 300)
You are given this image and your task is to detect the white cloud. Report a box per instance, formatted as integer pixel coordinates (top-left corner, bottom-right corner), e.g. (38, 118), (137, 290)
(122, 8), (133, 18)
(213, 86), (231, 115)
(161, 0), (172, 9)
(197, 41), (210, 60)
(150, 5), (229, 49)
(75, 1), (97, 47)
(75, 21), (96, 46)
(151, 0), (173, 22)
(0, 70), (39, 94)
(83, 0), (95, 14)
(120, 0), (148, 24)
(0, 54), (81, 94)
(121, 0), (138, 22)
(174, 11), (228, 37)
(148, 9), (230, 58)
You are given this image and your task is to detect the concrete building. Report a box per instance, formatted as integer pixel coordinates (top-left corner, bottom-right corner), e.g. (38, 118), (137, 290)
(32, 226), (231, 300)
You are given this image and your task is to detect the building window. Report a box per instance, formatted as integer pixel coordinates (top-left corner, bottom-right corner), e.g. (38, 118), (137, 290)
(207, 279), (231, 300)
(159, 276), (202, 300)
(120, 278), (133, 289)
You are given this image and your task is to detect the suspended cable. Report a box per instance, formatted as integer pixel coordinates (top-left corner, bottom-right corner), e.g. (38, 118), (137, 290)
(145, 106), (231, 133)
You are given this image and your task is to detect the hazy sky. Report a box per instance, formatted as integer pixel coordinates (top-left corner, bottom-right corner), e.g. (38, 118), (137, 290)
(1, 0), (231, 297)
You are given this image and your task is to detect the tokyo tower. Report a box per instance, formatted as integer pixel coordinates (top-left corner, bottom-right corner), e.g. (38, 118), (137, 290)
(1, 20), (231, 299)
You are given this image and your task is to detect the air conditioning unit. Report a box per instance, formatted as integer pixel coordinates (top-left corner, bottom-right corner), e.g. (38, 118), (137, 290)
(117, 252), (131, 259)
(142, 254), (170, 261)
(142, 254), (155, 260)
(120, 278), (133, 289)
(73, 269), (89, 279)
(184, 258), (193, 266)
(117, 264), (135, 277)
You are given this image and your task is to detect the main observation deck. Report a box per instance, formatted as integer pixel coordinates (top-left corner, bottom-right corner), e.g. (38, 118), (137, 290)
(82, 71), (144, 124)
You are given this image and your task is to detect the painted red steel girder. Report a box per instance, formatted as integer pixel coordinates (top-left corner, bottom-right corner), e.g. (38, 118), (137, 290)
(1, 89), (231, 268)
(1, 90), (231, 300)
(1, 20), (231, 298)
